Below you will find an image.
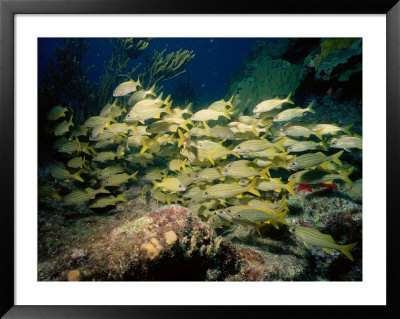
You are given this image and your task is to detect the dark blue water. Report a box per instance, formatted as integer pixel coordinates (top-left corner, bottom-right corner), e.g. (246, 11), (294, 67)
(38, 38), (270, 105)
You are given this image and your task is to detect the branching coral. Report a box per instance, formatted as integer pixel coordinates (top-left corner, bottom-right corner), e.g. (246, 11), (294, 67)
(139, 48), (195, 90)
(121, 38), (152, 59)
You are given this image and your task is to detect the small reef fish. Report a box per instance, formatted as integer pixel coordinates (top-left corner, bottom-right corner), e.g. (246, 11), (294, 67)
(113, 78), (141, 97)
(50, 166), (85, 183)
(273, 101), (315, 122)
(152, 177), (187, 192)
(125, 95), (173, 123)
(207, 95), (234, 111)
(255, 178), (296, 196)
(54, 115), (74, 136)
(222, 164), (269, 179)
(58, 138), (81, 154)
(290, 167), (354, 186)
(38, 186), (61, 200)
(281, 125), (322, 140)
(84, 116), (110, 128)
(209, 214), (231, 229)
(97, 165), (124, 179)
(67, 156), (86, 169)
(193, 167), (224, 182)
(233, 139), (285, 153)
(197, 145), (240, 165)
(63, 187), (110, 205)
(191, 106), (232, 122)
(205, 123), (236, 140)
(89, 192), (127, 208)
(47, 105), (68, 121)
(288, 151), (344, 170)
(311, 123), (353, 136)
(128, 85), (156, 106)
(144, 168), (165, 181)
(103, 172), (138, 187)
(168, 158), (187, 172)
(203, 178), (260, 199)
(252, 93), (294, 114)
(93, 151), (117, 162)
(289, 225), (358, 261)
(330, 136), (362, 150)
(287, 140), (326, 152)
(247, 198), (288, 214)
(226, 206), (287, 229)
(70, 126), (88, 138)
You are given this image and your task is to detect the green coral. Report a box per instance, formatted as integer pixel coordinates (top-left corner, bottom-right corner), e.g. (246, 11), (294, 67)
(228, 55), (303, 115)
(313, 38), (361, 78)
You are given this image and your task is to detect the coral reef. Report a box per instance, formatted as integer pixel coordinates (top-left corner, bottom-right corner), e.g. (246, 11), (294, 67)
(139, 48), (195, 90)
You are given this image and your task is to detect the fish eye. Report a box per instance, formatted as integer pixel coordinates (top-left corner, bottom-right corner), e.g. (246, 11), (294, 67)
(237, 214), (241, 218)
(237, 146), (241, 149)
(179, 184), (183, 188)
(205, 192), (208, 195)
(227, 209), (231, 213)
(288, 146), (292, 150)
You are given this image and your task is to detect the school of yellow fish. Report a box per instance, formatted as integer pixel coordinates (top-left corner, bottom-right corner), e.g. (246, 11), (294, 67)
(41, 80), (361, 261)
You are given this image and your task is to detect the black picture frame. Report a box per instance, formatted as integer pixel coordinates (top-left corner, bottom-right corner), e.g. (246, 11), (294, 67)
(1, 0), (399, 318)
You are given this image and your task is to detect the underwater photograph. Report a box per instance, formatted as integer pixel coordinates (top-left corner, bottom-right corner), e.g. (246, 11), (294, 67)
(38, 38), (362, 281)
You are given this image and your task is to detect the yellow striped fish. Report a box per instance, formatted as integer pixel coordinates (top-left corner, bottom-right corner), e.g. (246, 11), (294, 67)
(255, 178), (296, 196)
(89, 192), (127, 208)
(67, 156), (86, 169)
(103, 172), (138, 187)
(222, 164), (269, 179)
(281, 125), (322, 140)
(247, 198), (288, 214)
(228, 206), (287, 229)
(113, 78), (141, 97)
(203, 178), (260, 199)
(54, 115), (74, 136)
(58, 138), (80, 154)
(97, 165), (124, 179)
(93, 151), (117, 162)
(289, 225), (358, 261)
(233, 138), (285, 153)
(50, 166), (85, 183)
(273, 101), (315, 122)
(152, 177), (187, 192)
(63, 187), (110, 205)
(47, 105), (68, 121)
(193, 167), (224, 182)
(288, 151), (344, 170)
(252, 93), (294, 114)
(330, 136), (362, 150)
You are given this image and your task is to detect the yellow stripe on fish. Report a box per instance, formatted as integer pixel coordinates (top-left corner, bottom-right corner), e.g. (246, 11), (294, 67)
(289, 225), (358, 261)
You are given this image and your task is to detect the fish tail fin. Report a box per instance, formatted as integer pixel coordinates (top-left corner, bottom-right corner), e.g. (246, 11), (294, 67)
(269, 220), (280, 229)
(53, 189), (62, 201)
(320, 141), (328, 151)
(332, 150), (344, 166)
(341, 166), (355, 186)
(343, 123), (354, 135)
(260, 166), (271, 179)
(227, 95), (234, 108)
(136, 78), (142, 88)
(118, 192), (127, 202)
(69, 114), (74, 126)
(130, 122), (138, 133)
(185, 102), (193, 115)
(274, 138), (286, 152)
(88, 145), (96, 155)
(314, 129), (323, 140)
(202, 120), (211, 133)
(208, 152), (216, 166)
(149, 84), (156, 96)
(339, 242), (358, 261)
(286, 92), (294, 104)
(222, 107), (231, 120)
(152, 180), (160, 191)
(140, 139), (148, 154)
(286, 178), (296, 196)
(181, 158), (187, 172)
(164, 94), (171, 105)
(277, 211), (287, 225)
(178, 129), (186, 148)
(164, 99), (173, 116)
(130, 171), (138, 181)
(181, 118), (192, 132)
(307, 101), (315, 114)
(99, 186), (110, 194)
(247, 177), (260, 196)
(230, 151), (241, 158)
(74, 169), (85, 182)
